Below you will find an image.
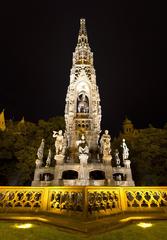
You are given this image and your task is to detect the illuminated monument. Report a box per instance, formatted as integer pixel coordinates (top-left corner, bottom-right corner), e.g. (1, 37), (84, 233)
(32, 19), (134, 186)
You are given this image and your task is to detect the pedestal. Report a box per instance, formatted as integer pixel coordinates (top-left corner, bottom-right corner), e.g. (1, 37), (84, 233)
(79, 154), (88, 165)
(103, 155), (112, 165)
(54, 154), (64, 165)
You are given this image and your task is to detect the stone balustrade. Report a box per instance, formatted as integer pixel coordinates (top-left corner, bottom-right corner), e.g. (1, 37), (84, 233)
(0, 186), (167, 218)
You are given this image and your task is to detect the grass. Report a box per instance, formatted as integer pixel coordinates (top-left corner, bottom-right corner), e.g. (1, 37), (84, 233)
(0, 220), (167, 240)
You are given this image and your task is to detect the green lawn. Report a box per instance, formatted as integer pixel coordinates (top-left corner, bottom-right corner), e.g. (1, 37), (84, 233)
(0, 220), (166, 240)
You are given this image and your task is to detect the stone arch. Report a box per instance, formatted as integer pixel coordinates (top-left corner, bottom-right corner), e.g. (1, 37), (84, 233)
(89, 170), (105, 180)
(62, 170), (78, 180)
(75, 80), (91, 113)
(77, 92), (89, 113)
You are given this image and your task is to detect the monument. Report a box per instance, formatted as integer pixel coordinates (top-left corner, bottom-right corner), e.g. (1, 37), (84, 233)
(32, 19), (134, 186)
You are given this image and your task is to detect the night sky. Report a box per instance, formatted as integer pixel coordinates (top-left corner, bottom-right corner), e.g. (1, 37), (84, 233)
(0, 1), (166, 136)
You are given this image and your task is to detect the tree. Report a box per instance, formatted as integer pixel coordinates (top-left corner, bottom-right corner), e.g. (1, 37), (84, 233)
(114, 127), (167, 186)
(0, 129), (17, 185)
(0, 116), (65, 185)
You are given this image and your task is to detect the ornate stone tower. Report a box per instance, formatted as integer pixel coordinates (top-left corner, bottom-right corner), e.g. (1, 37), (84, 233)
(32, 19), (135, 187)
(65, 19), (101, 160)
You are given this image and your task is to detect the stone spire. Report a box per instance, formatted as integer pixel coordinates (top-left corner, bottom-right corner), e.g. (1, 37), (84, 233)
(73, 18), (93, 65)
(78, 18), (88, 46)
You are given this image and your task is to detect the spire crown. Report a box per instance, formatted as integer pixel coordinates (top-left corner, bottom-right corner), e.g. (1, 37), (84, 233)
(79, 18), (87, 36)
(73, 19), (93, 65)
(77, 18), (88, 46)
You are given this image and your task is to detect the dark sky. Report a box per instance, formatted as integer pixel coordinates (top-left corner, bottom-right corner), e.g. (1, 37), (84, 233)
(0, 1), (166, 136)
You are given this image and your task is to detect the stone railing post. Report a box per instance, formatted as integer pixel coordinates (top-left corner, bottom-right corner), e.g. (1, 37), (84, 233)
(83, 186), (88, 218)
(120, 187), (127, 212)
(41, 187), (49, 211)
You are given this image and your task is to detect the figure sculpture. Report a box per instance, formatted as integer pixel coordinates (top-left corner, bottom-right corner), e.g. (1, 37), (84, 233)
(115, 149), (121, 167)
(53, 130), (64, 155)
(77, 93), (89, 113)
(122, 138), (129, 160)
(37, 139), (45, 161)
(45, 149), (51, 167)
(100, 130), (111, 157)
(44, 174), (49, 181)
(35, 139), (45, 168)
(77, 134), (89, 164)
(116, 174), (122, 181)
(78, 134), (89, 155)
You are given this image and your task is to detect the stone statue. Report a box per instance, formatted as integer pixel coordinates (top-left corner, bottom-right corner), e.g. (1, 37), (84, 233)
(115, 149), (121, 167)
(117, 174), (122, 181)
(78, 134), (89, 155)
(122, 138), (129, 160)
(53, 130), (64, 155)
(44, 174), (49, 181)
(77, 134), (89, 164)
(35, 159), (42, 168)
(37, 139), (45, 161)
(100, 130), (111, 157)
(45, 149), (51, 167)
(77, 93), (89, 113)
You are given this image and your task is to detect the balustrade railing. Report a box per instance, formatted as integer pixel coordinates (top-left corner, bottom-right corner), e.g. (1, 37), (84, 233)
(123, 187), (167, 211)
(0, 186), (167, 217)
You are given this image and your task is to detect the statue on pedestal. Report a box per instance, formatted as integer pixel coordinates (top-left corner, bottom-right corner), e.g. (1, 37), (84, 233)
(44, 174), (49, 181)
(77, 93), (89, 113)
(35, 139), (45, 168)
(121, 138), (129, 160)
(53, 130), (64, 155)
(37, 139), (45, 160)
(116, 174), (122, 181)
(45, 149), (51, 168)
(100, 130), (111, 158)
(115, 149), (121, 167)
(77, 134), (89, 164)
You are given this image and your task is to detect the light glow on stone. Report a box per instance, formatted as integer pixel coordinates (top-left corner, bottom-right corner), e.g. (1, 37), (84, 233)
(137, 222), (153, 228)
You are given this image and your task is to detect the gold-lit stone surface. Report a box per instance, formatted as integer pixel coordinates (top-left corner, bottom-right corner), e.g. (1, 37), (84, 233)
(0, 186), (167, 217)
(49, 188), (83, 215)
(125, 187), (167, 209)
(88, 188), (120, 216)
(0, 188), (43, 210)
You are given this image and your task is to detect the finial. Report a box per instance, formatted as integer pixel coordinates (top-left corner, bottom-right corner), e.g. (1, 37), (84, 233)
(79, 18), (87, 36)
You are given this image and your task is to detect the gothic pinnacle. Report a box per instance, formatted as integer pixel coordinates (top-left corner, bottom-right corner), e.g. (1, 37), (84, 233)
(74, 18), (93, 65)
(79, 18), (87, 36)
(77, 18), (88, 46)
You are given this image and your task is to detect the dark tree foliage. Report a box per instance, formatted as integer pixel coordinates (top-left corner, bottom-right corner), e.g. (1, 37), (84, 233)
(113, 125), (167, 186)
(0, 116), (65, 185)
